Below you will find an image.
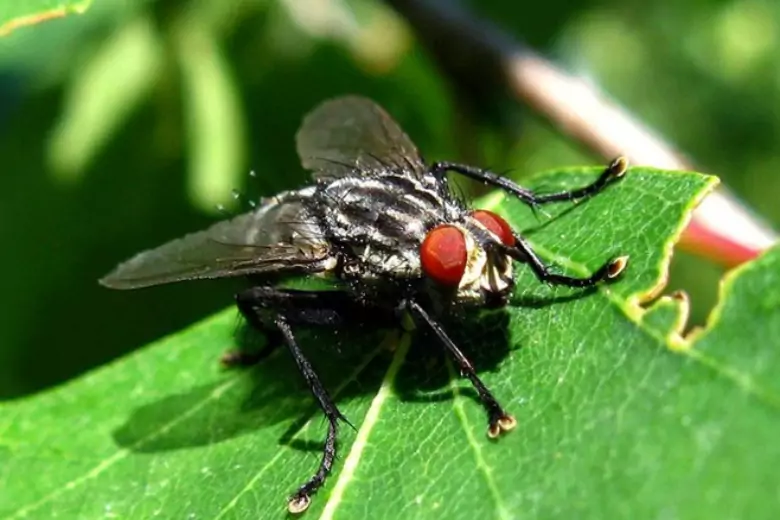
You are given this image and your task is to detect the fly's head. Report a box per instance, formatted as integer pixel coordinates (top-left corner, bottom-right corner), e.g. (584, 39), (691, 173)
(419, 209), (517, 307)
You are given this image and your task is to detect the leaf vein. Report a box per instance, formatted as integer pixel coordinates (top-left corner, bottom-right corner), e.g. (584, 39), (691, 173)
(447, 361), (515, 520)
(318, 333), (412, 520)
(214, 342), (389, 518)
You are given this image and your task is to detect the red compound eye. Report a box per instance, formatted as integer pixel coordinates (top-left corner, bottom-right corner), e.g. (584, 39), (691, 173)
(420, 225), (468, 286)
(471, 210), (515, 246)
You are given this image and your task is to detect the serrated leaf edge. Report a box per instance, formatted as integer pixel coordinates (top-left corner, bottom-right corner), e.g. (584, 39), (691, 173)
(484, 169), (719, 354)
(679, 244), (780, 409)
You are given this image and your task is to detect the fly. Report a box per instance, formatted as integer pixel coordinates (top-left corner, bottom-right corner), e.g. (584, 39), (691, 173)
(100, 96), (629, 514)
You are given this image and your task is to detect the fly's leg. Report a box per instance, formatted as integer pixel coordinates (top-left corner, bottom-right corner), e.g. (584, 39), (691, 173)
(235, 287), (381, 514)
(432, 155), (629, 286)
(274, 316), (343, 514)
(230, 288), (367, 368)
(430, 156), (628, 208)
(406, 300), (517, 439)
(505, 235), (629, 288)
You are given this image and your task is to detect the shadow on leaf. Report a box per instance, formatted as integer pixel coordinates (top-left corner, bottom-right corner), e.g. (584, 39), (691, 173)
(113, 286), (596, 454)
(112, 323), (391, 453)
(394, 309), (512, 408)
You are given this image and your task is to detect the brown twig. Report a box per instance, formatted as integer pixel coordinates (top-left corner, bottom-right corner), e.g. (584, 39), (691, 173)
(386, 0), (776, 267)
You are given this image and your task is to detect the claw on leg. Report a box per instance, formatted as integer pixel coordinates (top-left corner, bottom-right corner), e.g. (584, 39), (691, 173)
(606, 255), (629, 280)
(288, 494), (311, 515)
(487, 413), (517, 439)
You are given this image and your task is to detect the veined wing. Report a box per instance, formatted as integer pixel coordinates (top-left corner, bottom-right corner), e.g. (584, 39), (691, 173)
(100, 191), (331, 290)
(296, 96), (427, 180)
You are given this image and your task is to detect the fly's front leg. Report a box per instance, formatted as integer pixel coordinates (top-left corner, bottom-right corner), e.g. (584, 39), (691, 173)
(406, 300), (517, 439)
(235, 287), (370, 514)
(503, 234), (629, 289)
(430, 156), (628, 208)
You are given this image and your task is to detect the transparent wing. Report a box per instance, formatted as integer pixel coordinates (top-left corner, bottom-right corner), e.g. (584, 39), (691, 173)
(100, 192), (331, 290)
(296, 96), (427, 180)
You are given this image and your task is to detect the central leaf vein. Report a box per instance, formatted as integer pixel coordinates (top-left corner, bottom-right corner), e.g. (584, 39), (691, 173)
(214, 341), (389, 518)
(318, 333), (412, 520)
(447, 361), (514, 520)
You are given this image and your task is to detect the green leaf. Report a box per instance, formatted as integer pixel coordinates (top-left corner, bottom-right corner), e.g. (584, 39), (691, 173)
(10, 165), (770, 520)
(0, 1), (90, 36)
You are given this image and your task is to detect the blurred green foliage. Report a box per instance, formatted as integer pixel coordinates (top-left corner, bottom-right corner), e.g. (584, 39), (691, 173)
(0, 0), (776, 399)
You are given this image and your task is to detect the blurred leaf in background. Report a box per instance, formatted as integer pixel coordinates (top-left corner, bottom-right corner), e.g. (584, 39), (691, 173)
(0, 0), (777, 406)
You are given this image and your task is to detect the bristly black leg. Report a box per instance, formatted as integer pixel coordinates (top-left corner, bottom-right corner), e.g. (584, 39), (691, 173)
(406, 300), (517, 439)
(235, 287), (378, 514)
(225, 288), (361, 368)
(430, 156), (628, 207)
(504, 235), (629, 288)
(274, 316), (342, 514)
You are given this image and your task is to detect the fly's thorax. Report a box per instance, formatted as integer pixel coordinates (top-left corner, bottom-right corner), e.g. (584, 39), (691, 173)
(314, 173), (460, 280)
(317, 175), (452, 245)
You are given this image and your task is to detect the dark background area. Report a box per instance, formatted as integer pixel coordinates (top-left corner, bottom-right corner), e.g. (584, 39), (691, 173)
(0, 0), (776, 398)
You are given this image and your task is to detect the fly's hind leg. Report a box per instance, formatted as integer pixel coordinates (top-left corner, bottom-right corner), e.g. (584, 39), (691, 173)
(227, 288), (356, 367)
(235, 287), (382, 514)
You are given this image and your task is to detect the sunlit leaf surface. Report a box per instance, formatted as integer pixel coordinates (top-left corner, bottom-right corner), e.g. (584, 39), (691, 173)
(9, 168), (775, 520)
